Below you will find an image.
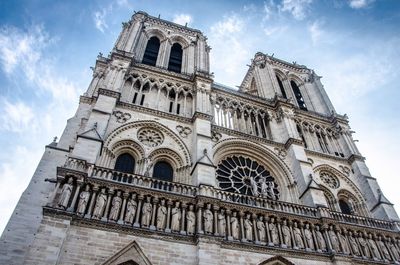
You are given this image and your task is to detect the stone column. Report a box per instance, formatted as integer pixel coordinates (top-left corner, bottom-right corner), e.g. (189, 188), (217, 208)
(197, 203), (204, 234)
(165, 200), (173, 233)
(226, 209), (232, 241)
(86, 186), (98, 218)
(311, 224), (319, 251)
(118, 192), (129, 224)
(265, 216), (271, 245)
(239, 211), (245, 242)
(277, 218), (283, 247)
(102, 189), (113, 221)
(133, 194), (143, 227)
(213, 205), (219, 236)
(150, 197), (158, 231)
(67, 182), (82, 212)
(180, 203), (187, 235)
(322, 224), (333, 253)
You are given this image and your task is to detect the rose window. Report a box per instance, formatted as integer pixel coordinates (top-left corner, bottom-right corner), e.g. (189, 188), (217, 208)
(216, 155), (280, 200)
(137, 128), (164, 147)
(320, 172), (339, 189)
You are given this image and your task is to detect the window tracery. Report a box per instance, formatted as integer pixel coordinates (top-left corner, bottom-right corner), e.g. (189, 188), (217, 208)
(137, 128), (164, 147)
(216, 155), (279, 200)
(320, 172), (340, 189)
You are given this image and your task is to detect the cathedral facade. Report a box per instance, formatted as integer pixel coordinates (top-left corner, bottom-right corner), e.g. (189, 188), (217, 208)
(1, 11), (400, 265)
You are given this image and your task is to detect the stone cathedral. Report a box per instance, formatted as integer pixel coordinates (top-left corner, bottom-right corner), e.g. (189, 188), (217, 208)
(2, 11), (400, 265)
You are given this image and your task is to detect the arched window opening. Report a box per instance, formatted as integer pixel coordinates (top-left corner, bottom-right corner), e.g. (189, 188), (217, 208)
(290, 81), (307, 110)
(142, 37), (160, 66)
(258, 114), (267, 138)
(339, 199), (353, 215)
(168, 43), (183, 73)
(118, 261), (139, 265)
(296, 124), (308, 149)
(276, 75), (287, 99)
(152, 161), (173, 182)
(133, 80), (141, 90)
(114, 153), (135, 174)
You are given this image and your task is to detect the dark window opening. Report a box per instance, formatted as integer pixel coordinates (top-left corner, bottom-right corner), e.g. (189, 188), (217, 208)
(114, 153), (135, 174)
(290, 81), (307, 110)
(152, 161), (173, 182)
(169, 102), (173, 113)
(142, 37), (160, 66)
(140, 94), (145, 106)
(276, 75), (287, 99)
(133, 92), (138, 104)
(339, 199), (353, 215)
(168, 43), (183, 73)
(297, 125), (308, 149)
(176, 103), (180, 114)
(258, 114), (266, 138)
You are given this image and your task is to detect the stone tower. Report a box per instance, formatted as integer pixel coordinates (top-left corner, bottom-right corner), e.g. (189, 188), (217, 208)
(1, 11), (399, 265)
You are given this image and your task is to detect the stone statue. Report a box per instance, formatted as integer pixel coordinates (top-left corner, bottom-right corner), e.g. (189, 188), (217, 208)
(171, 201), (181, 232)
(124, 194), (137, 224)
(250, 176), (259, 196)
(348, 231), (360, 256)
(244, 214), (253, 241)
(259, 178), (268, 198)
(186, 205), (195, 235)
(338, 230), (350, 254)
(269, 217), (279, 245)
(77, 185), (90, 215)
(256, 216), (266, 242)
(281, 220), (291, 247)
(368, 234), (381, 259)
(315, 226), (326, 251)
(303, 223), (314, 250)
(358, 234), (371, 258)
(217, 209), (226, 236)
(388, 238), (400, 261)
(293, 222), (304, 249)
(141, 196), (152, 227)
(267, 181), (277, 200)
(156, 199), (167, 230)
(203, 204), (213, 234)
(377, 236), (391, 260)
(231, 212), (240, 240)
(109, 191), (122, 221)
(58, 178), (73, 209)
(93, 188), (107, 219)
(328, 226), (340, 251)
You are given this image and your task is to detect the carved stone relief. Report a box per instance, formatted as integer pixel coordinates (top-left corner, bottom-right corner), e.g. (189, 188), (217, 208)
(176, 125), (192, 138)
(113, 110), (131, 123)
(320, 172), (340, 189)
(137, 128), (164, 147)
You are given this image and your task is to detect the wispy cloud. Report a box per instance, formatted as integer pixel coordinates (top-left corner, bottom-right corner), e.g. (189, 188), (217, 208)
(348, 0), (375, 9)
(173, 14), (193, 26)
(0, 100), (35, 133)
(308, 20), (324, 45)
(93, 9), (109, 33)
(280, 0), (313, 20)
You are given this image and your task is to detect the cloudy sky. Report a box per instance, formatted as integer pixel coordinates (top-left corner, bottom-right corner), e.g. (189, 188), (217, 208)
(0, 0), (399, 234)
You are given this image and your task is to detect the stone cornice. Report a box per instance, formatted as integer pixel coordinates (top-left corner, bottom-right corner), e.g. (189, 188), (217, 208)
(98, 88), (121, 100)
(305, 149), (349, 163)
(131, 61), (194, 81)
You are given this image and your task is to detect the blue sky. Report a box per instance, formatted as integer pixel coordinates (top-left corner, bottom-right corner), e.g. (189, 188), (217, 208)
(1, 0), (400, 234)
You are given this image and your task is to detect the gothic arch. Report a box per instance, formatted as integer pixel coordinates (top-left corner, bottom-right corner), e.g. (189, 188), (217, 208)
(143, 28), (167, 42)
(101, 240), (152, 265)
(110, 140), (145, 169)
(168, 34), (190, 49)
(148, 147), (184, 169)
(213, 138), (296, 203)
(287, 74), (304, 87)
(259, 256), (295, 265)
(104, 120), (191, 166)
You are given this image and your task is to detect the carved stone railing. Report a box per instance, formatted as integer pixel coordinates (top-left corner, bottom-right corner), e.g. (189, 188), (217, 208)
(46, 168), (400, 264)
(330, 211), (396, 231)
(90, 166), (198, 197)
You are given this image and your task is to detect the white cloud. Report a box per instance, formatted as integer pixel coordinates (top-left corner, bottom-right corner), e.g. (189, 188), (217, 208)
(280, 0), (313, 20)
(94, 9), (109, 33)
(308, 20), (323, 45)
(210, 15), (244, 35)
(0, 100), (35, 133)
(172, 14), (193, 26)
(348, 0), (375, 9)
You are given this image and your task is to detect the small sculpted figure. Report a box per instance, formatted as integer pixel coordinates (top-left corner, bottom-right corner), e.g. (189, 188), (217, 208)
(186, 205), (195, 234)
(141, 196), (152, 227)
(93, 188), (107, 219)
(58, 178), (73, 209)
(77, 185), (90, 215)
(231, 212), (240, 240)
(156, 199), (167, 230)
(256, 216), (266, 242)
(203, 204), (213, 234)
(171, 202), (181, 232)
(217, 209), (226, 236)
(124, 194), (137, 224)
(244, 214), (253, 241)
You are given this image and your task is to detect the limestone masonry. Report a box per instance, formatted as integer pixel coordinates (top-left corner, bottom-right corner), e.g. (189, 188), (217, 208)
(1, 11), (399, 265)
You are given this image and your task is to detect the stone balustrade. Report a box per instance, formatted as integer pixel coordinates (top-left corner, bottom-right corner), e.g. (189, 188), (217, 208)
(46, 169), (400, 264)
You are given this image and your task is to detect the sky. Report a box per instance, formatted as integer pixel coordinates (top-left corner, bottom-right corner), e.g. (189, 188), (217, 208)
(0, 0), (400, 234)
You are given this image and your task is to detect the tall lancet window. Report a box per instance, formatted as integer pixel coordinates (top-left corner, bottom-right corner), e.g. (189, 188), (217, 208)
(290, 81), (307, 110)
(168, 43), (183, 73)
(142, 37), (160, 66)
(276, 75), (287, 99)
(114, 153), (135, 174)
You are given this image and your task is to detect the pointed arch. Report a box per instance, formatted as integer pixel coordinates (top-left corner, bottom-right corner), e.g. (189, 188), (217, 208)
(142, 36), (160, 66)
(101, 241), (152, 265)
(259, 256), (295, 265)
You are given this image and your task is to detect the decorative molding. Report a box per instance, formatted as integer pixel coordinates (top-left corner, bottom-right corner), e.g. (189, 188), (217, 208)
(176, 125), (192, 138)
(113, 110), (131, 123)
